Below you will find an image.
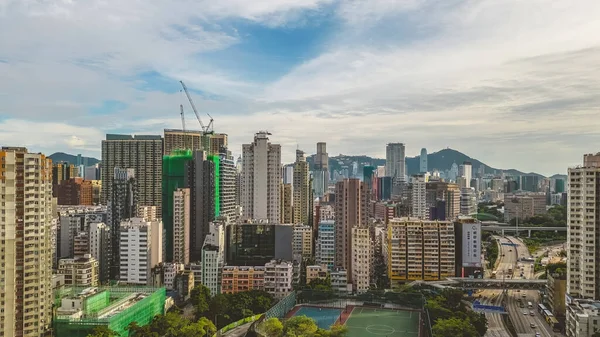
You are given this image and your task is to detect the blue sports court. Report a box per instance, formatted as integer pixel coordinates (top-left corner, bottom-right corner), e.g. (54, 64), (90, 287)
(291, 306), (342, 329)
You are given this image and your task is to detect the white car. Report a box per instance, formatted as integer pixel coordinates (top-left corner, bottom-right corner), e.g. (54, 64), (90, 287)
(523, 311), (528, 315)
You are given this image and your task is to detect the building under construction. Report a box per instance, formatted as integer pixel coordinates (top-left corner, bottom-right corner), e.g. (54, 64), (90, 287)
(53, 286), (166, 337)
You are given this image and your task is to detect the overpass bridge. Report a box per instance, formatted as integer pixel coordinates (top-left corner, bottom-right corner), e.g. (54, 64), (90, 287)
(445, 278), (547, 290)
(480, 225), (566, 237)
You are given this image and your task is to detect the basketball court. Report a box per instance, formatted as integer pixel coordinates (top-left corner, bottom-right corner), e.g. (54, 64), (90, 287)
(290, 306), (342, 329)
(343, 307), (420, 337)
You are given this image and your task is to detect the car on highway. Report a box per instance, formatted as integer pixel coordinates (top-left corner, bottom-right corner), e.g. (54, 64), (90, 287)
(530, 323), (536, 328)
(523, 311), (528, 315)
(530, 310), (535, 316)
(535, 333), (540, 337)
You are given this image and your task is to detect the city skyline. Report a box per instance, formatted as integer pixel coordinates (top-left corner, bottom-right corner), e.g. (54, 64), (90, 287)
(1, 1), (599, 175)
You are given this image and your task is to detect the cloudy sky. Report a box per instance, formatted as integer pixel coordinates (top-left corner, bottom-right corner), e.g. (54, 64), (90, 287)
(1, 0), (599, 175)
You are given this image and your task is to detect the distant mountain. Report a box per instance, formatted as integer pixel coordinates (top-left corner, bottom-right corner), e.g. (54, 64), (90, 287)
(306, 148), (552, 178)
(49, 152), (100, 166)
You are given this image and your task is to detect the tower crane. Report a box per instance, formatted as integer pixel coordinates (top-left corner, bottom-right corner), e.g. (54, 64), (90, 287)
(179, 80), (214, 134)
(180, 104), (186, 132)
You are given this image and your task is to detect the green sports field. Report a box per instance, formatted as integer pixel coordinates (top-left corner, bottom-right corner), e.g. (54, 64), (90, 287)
(344, 307), (420, 337)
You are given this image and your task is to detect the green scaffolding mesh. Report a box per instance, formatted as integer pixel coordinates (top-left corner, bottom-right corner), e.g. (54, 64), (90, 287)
(54, 286), (166, 337)
(207, 154), (220, 217)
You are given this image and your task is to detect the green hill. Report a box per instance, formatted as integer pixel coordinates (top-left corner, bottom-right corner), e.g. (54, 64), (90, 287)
(49, 152), (100, 166)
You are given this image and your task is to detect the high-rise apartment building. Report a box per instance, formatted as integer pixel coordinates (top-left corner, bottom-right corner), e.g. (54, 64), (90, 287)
(385, 143), (406, 180)
(89, 222), (111, 283)
(119, 218), (162, 285)
(137, 205), (158, 221)
(385, 218), (455, 284)
(163, 129), (203, 155)
(101, 134), (163, 213)
(173, 188), (191, 264)
(107, 168), (137, 278)
(411, 175), (428, 219)
(520, 174), (541, 192)
(334, 178), (369, 283)
(313, 142), (329, 198)
(567, 153), (600, 299)
(0, 147), (53, 337)
(293, 150), (310, 224)
(241, 132), (281, 223)
(420, 148), (428, 173)
(209, 133), (228, 155)
(280, 183), (293, 223)
(352, 228), (371, 293)
(461, 161), (472, 188)
(316, 221), (335, 270)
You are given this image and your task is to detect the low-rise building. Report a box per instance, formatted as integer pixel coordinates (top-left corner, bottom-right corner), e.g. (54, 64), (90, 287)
(330, 268), (350, 293)
(264, 260), (294, 299)
(163, 263), (185, 290)
(58, 255), (99, 287)
(221, 266), (265, 294)
(566, 299), (600, 337)
(306, 265), (329, 284)
(175, 270), (195, 302)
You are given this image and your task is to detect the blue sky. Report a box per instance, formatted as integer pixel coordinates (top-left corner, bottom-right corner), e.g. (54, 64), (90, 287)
(1, 0), (600, 175)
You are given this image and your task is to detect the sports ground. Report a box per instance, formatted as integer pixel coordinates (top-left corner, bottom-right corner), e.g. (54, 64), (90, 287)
(288, 305), (420, 337)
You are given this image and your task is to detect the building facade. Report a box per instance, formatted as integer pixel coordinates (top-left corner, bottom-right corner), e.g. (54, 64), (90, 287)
(172, 188), (191, 264)
(567, 153), (600, 300)
(241, 132), (281, 223)
(386, 218), (456, 283)
(292, 224), (313, 259)
(386, 143), (406, 180)
(201, 221), (225, 296)
(264, 260), (294, 299)
(221, 266), (265, 294)
(334, 179), (369, 283)
(351, 228), (371, 293)
(163, 129), (203, 155)
(280, 183), (293, 224)
(316, 220), (336, 270)
(89, 222), (111, 283)
(0, 147), (54, 337)
(119, 218), (158, 285)
(101, 134), (163, 213)
(293, 150), (310, 224)
(57, 255), (99, 287)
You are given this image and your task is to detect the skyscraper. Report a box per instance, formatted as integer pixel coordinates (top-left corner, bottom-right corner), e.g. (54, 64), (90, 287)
(185, 150), (218, 262)
(462, 161), (472, 188)
(420, 148), (428, 173)
(314, 142), (329, 198)
(411, 175), (428, 219)
(385, 143), (406, 180)
(89, 222), (111, 283)
(101, 134), (163, 213)
(334, 178), (369, 284)
(0, 147), (53, 337)
(280, 183), (293, 224)
(567, 152), (600, 299)
(219, 151), (237, 220)
(293, 150), (310, 224)
(107, 168), (137, 279)
(241, 132), (281, 223)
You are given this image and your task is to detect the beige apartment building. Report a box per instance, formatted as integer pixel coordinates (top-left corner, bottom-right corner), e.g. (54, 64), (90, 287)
(0, 147), (54, 337)
(293, 150), (310, 224)
(221, 266), (265, 294)
(293, 224), (313, 259)
(352, 227), (372, 293)
(567, 153), (600, 300)
(173, 188), (191, 264)
(163, 129), (203, 154)
(426, 181), (461, 219)
(386, 218), (455, 284)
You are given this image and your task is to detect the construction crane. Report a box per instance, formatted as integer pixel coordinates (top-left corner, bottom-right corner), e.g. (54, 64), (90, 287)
(180, 104), (186, 132)
(179, 80), (214, 134)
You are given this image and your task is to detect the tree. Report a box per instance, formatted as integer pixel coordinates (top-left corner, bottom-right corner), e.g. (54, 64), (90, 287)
(209, 294), (230, 328)
(86, 326), (117, 337)
(190, 285), (211, 318)
(177, 317), (216, 337)
(432, 318), (478, 337)
(283, 315), (318, 337)
(262, 317), (284, 337)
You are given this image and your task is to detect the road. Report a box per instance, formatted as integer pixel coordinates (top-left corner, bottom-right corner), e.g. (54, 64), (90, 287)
(481, 236), (513, 337)
(503, 236), (556, 337)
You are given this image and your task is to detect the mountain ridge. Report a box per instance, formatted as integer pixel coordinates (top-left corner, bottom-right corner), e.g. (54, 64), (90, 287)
(48, 152), (101, 166)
